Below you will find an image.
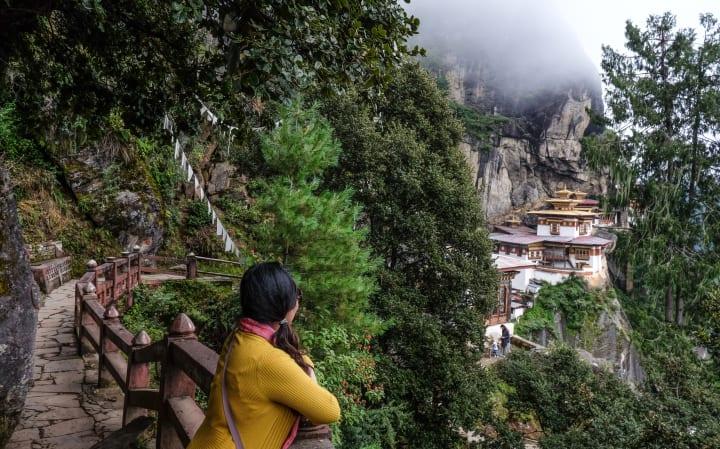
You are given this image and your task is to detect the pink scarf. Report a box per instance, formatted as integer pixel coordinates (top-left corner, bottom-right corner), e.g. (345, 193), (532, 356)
(238, 318), (300, 449)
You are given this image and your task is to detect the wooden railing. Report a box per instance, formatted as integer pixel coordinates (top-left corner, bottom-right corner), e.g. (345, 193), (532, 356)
(74, 256), (333, 448)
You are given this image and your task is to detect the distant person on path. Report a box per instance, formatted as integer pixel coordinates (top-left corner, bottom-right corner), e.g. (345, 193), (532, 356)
(188, 262), (340, 449)
(491, 339), (500, 358)
(500, 324), (511, 356)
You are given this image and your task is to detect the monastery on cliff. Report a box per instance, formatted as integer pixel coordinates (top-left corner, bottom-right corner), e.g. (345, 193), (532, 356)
(487, 188), (614, 327)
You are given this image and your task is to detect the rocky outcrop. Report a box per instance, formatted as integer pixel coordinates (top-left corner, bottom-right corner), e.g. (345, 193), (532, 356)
(589, 304), (645, 386)
(437, 59), (607, 221)
(532, 297), (646, 388)
(59, 144), (164, 254)
(0, 165), (41, 446)
(206, 162), (236, 196)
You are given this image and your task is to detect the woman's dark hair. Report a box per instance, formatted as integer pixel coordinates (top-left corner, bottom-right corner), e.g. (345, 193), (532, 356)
(239, 262), (309, 371)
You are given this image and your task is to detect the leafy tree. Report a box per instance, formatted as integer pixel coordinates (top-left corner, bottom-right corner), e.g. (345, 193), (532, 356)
(494, 347), (644, 449)
(321, 62), (498, 448)
(0, 1), (420, 142)
(208, 0), (422, 99)
(247, 101), (393, 448)
(492, 328), (720, 449)
(585, 12), (720, 326)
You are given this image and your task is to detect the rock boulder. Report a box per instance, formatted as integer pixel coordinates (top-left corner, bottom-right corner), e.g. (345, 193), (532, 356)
(0, 165), (40, 446)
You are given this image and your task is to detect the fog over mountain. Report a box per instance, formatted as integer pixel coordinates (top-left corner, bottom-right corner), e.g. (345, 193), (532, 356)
(406, 0), (602, 116)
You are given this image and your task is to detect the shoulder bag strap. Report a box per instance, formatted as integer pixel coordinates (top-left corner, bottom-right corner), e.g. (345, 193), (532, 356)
(222, 331), (244, 449)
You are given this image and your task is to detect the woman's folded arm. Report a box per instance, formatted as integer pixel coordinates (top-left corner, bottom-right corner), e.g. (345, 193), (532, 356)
(258, 352), (341, 424)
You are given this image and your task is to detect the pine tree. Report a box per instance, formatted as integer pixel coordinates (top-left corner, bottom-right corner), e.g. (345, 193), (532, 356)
(249, 101), (396, 448)
(586, 12), (720, 326)
(250, 100), (380, 334)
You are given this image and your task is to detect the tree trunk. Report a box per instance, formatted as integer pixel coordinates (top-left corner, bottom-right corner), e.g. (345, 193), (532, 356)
(676, 286), (685, 327)
(665, 285), (675, 323)
(625, 260), (634, 293)
(0, 165), (40, 447)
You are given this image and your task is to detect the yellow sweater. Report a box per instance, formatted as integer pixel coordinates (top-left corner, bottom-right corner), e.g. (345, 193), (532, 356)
(187, 331), (341, 449)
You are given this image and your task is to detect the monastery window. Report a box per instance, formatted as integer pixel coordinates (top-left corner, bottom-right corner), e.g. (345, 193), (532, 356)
(550, 223), (560, 235)
(580, 223), (589, 235)
(575, 248), (590, 260)
(529, 250), (542, 259)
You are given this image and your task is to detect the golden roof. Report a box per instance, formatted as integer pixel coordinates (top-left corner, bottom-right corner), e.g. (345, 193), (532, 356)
(527, 209), (599, 217)
(554, 187), (574, 199)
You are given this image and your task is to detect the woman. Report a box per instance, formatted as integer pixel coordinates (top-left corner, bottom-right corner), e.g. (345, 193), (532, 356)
(188, 262), (340, 449)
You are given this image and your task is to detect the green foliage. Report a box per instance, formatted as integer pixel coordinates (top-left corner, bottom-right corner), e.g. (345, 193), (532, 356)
(490, 290), (720, 449)
(320, 62), (498, 448)
(122, 280), (238, 352)
(135, 137), (181, 203)
(250, 100), (380, 335)
(451, 102), (508, 151)
(514, 298), (555, 338)
(0, 103), (35, 162)
(493, 347), (643, 449)
(185, 200), (212, 232)
(1, 1), (420, 150)
(218, 0), (422, 99)
(515, 278), (610, 341)
(697, 287), (720, 365)
(303, 327), (408, 449)
(246, 100), (384, 447)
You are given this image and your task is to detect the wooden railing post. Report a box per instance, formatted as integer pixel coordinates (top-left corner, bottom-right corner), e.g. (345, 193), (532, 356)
(186, 253), (197, 279)
(123, 330), (152, 426)
(98, 304), (120, 386)
(106, 256), (118, 305)
(78, 282), (97, 356)
(121, 250), (133, 307)
(133, 245), (142, 285)
(158, 313), (198, 449)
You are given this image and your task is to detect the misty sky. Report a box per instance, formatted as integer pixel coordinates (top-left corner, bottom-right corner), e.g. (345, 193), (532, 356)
(409, 0), (718, 75)
(552, 0), (718, 70)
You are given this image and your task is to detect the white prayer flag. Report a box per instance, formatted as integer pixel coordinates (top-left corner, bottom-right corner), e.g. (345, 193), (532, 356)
(198, 188), (205, 200)
(207, 199), (212, 215)
(211, 210), (217, 224)
(180, 152), (187, 169)
(225, 235), (233, 252)
(174, 141), (180, 159)
(216, 220), (223, 236)
(187, 164), (193, 182)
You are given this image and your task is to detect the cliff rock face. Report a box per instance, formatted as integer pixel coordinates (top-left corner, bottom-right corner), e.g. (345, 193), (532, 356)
(443, 60), (607, 221)
(60, 145), (164, 254)
(0, 166), (40, 445)
(533, 297), (646, 388)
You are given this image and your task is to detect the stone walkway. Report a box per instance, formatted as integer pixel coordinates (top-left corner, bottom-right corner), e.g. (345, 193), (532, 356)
(7, 280), (123, 449)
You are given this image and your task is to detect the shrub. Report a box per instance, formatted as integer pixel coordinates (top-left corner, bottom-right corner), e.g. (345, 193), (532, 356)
(122, 280), (238, 352)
